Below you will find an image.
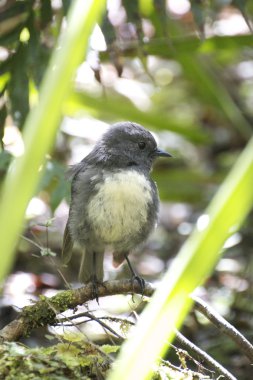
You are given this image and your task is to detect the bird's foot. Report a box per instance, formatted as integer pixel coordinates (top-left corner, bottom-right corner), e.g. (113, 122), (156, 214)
(90, 276), (106, 304)
(124, 255), (145, 296)
(131, 275), (146, 298)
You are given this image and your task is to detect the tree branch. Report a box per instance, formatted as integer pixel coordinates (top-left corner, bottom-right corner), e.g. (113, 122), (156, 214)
(192, 295), (253, 362)
(0, 280), (154, 342)
(175, 330), (237, 380)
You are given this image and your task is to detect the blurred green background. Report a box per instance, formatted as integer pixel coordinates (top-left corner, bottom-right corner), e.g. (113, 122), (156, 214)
(0, 1), (253, 379)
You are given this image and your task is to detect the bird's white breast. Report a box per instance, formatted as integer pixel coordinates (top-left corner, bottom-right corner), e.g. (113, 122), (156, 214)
(87, 170), (152, 244)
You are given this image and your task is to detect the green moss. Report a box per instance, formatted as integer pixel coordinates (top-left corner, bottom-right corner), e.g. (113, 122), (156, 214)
(51, 290), (76, 311)
(0, 340), (111, 380)
(0, 341), (211, 379)
(21, 290), (76, 335)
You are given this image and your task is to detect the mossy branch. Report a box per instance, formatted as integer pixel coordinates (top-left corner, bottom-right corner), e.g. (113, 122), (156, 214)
(0, 280), (154, 342)
(0, 279), (252, 376)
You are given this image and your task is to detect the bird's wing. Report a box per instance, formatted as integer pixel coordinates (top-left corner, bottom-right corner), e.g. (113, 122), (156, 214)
(62, 223), (74, 264)
(62, 160), (91, 263)
(67, 161), (87, 181)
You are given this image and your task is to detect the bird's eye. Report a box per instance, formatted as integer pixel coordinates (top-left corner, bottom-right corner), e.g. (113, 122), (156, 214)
(138, 141), (146, 150)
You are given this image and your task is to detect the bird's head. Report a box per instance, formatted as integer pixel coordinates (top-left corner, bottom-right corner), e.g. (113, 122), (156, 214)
(92, 121), (171, 172)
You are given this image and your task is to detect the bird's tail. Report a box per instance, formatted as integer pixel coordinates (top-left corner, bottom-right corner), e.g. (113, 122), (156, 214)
(79, 250), (104, 283)
(62, 223), (74, 264)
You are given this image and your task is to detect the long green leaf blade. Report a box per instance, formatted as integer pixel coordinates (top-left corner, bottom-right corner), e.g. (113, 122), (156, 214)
(108, 136), (253, 379)
(0, 0), (106, 281)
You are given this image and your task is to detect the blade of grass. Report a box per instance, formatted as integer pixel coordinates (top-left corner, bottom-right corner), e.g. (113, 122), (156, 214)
(99, 35), (253, 59)
(0, 0), (106, 281)
(108, 136), (253, 380)
(177, 54), (252, 139)
(65, 90), (208, 143)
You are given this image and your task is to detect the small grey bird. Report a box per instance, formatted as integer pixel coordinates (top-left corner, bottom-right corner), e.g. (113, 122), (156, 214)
(62, 121), (171, 295)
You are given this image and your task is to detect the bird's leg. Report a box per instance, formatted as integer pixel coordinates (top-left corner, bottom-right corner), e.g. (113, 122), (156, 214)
(90, 252), (106, 304)
(125, 255), (145, 296)
(90, 252), (100, 303)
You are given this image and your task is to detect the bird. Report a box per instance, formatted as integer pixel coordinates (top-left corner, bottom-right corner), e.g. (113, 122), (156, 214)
(62, 121), (171, 298)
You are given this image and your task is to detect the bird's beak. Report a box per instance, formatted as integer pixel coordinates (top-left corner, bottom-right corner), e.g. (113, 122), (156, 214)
(154, 148), (172, 158)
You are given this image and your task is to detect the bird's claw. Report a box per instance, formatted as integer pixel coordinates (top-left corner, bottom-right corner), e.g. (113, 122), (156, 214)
(131, 275), (146, 297)
(90, 276), (107, 304)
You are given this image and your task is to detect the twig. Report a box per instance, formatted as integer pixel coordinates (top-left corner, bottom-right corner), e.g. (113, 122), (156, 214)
(169, 342), (213, 374)
(95, 316), (135, 326)
(160, 358), (210, 379)
(58, 312), (135, 327)
(175, 330), (237, 380)
(192, 295), (253, 362)
(58, 311), (124, 340)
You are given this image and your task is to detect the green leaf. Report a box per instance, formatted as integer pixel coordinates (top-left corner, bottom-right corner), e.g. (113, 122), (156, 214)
(99, 35), (253, 60)
(101, 344), (120, 354)
(0, 151), (12, 171)
(40, 0), (53, 29)
(38, 160), (70, 211)
(176, 54), (252, 139)
(8, 43), (29, 128)
(62, 332), (85, 343)
(0, 1), (30, 43)
(50, 179), (70, 211)
(0, 104), (7, 142)
(65, 90), (208, 143)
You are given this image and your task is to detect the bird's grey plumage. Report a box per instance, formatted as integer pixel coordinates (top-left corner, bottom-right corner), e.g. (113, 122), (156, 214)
(62, 121), (170, 283)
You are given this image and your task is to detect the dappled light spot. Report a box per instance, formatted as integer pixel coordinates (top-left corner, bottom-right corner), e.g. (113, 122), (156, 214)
(196, 214), (210, 231)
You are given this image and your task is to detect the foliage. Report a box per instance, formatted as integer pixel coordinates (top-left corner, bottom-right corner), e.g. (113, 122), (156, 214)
(0, 340), (210, 380)
(0, 340), (111, 380)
